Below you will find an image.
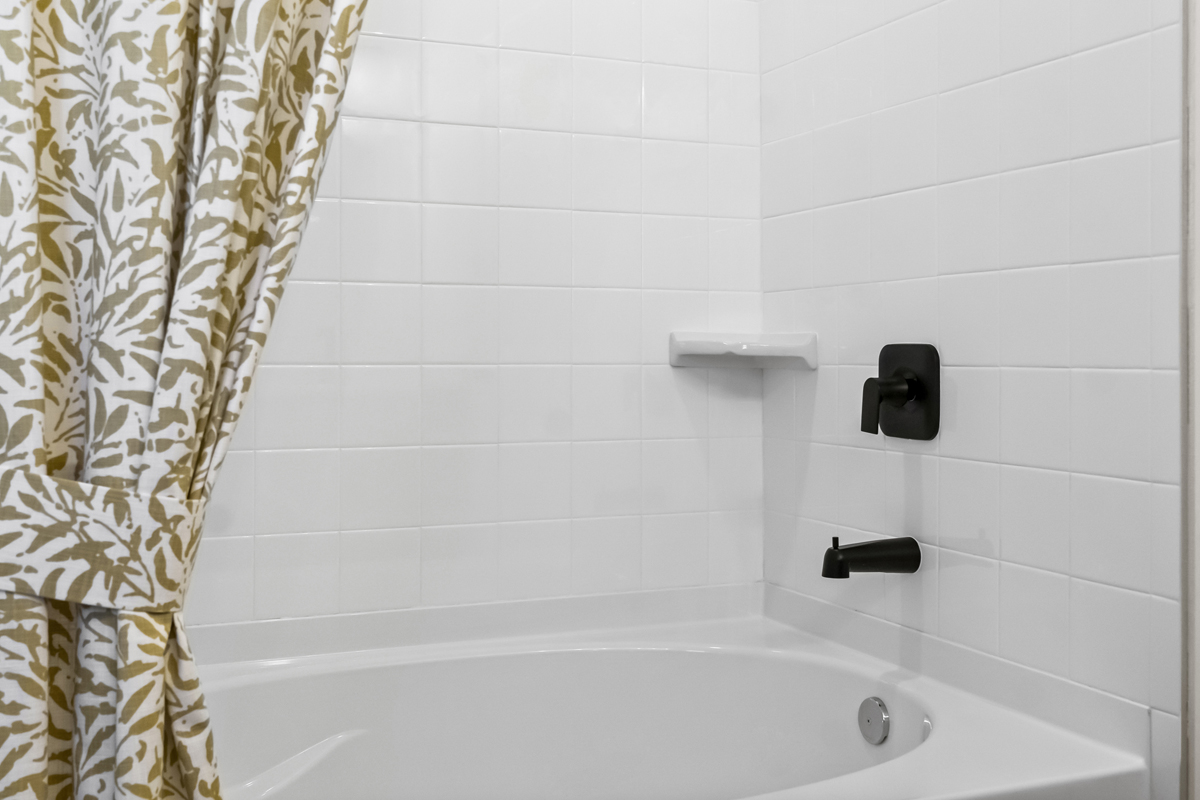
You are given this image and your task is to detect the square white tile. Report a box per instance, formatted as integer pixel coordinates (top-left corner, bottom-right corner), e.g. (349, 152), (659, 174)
(939, 549), (1000, 654)
(999, 0), (1070, 72)
(874, 97), (939, 195)
(499, 129), (573, 208)
(339, 529), (421, 613)
(340, 367), (422, 447)
(643, 365), (708, 439)
(937, 176), (999, 275)
(421, 446), (500, 526)
(709, 71), (760, 146)
(205, 452), (255, 539)
(498, 444), (573, 521)
(998, 163), (1071, 269)
(363, 0), (421, 38)
(708, 437), (763, 512)
(1070, 578), (1152, 703)
(642, 438), (709, 515)
(938, 272), (999, 366)
(1070, 259), (1154, 368)
(292, 199), (340, 281)
(499, 208), (573, 286)
(499, 49), (573, 130)
(642, 512), (709, 587)
(571, 515), (642, 593)
(572, 57), (643, 137)
(342, 119), (422, 202)
(998, 368), (1071, 470)
(643, 0), (708, 67)
(186, 537), (254, 624)
(497, 520), (573, 599)
(573, 0), (641, 60)
(499, 0), (572, 53)
(422, 286), (499, 364)
(572, 211), (642, 288)
(1070, 148), (1152, 264)
(1070, 369), (1153, 481)
(498, 366), (573, 442)
(421, 524), (500, 604)
(998, 59), (1071, 171)
(643, 64), (708, 142)
(573, 134), (642, 212)
(1070, 473), (1155, 592)
(1070, 36), (1151, 158)
(264, 282), (340, 365)
(344, 37), (421, 120)
(939, 367), (1000, 461)
(341, 201), (422, 283)
(571, 441), (642, 517)
(938, 0), (1000, 92)
(422, 204), (498, 285)
(998, 266), (1070, 367)
(643, 140), (708, 216)
(255, 449), (340, 535)
(709, 0), (757, 72)
(254, 366), (339, 450)
(999, 465), (1071, 573)
(572, 289), (641, 363)
(341, 284), (423, 364)
(420, 366), (500, 444)
(571, 365), (643, 440)
(999, 563), (1070, 676)
(423, 0), (498, 45)
(642, 215), (709, 289)
(708, 510), (763, 584)
(497, 287), (573, 364)
(254, 533), (340, 619)
(939, 458), (1000, 558)
(422, 123), (499, 205)
(1070, 0), (1151, 53)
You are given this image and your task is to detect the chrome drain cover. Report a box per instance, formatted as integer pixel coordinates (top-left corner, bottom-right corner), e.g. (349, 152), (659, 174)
(858, 697), (890, 745)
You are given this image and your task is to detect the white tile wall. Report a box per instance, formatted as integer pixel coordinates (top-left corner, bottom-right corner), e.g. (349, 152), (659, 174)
(759, 0), (1182, 780)
(191, 0), (764, 629)
(190, 0), (1184, 781)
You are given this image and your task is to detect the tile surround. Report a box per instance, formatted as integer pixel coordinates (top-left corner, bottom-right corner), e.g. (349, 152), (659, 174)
(759, 0), (1183, 782)
(192, 0), (1183, 781)
(196, 0), (763, 630)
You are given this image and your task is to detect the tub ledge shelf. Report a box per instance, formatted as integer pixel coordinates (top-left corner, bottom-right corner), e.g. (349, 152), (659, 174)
(669, 332), (818, 370)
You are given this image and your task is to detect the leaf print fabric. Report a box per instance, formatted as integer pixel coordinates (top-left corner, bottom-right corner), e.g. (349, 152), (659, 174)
(0, 0), (366, 796)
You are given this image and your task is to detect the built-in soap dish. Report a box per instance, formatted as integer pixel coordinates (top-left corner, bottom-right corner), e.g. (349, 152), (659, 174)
(668, 332), (818, 370)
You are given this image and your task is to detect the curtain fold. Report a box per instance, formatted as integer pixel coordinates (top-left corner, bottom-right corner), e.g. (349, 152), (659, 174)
(0, 0), (366, 796)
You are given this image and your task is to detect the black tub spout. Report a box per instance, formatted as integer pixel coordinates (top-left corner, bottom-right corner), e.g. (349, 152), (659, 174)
(822, 536), (922, 579)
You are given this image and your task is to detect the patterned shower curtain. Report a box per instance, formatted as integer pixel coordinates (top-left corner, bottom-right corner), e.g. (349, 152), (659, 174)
(0, 0), (365, 796)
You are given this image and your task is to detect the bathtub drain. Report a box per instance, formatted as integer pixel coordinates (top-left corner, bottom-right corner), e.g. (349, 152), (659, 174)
(858, 697), (890, 745)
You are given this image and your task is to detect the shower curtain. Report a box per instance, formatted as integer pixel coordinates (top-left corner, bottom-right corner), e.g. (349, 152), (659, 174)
(0, 0), (365, 796)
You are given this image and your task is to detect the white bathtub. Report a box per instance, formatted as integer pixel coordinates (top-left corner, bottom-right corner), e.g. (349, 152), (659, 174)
(201, 617), (1145, 800)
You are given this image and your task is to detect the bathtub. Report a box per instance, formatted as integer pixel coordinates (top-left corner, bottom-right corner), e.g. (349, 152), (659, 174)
(201, 616), (1145, 800)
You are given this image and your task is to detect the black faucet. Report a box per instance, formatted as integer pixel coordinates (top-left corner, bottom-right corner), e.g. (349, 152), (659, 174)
(861, 344), (940, 440)
(822, 536), (922, 579)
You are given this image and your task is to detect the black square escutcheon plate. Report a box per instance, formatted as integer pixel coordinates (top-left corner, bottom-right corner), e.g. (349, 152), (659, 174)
(878, 344), (940, 440)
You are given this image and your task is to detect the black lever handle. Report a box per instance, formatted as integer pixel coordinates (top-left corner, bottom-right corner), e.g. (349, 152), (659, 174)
(864, 344), (940, 440)
(861, 376), (916, 434)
